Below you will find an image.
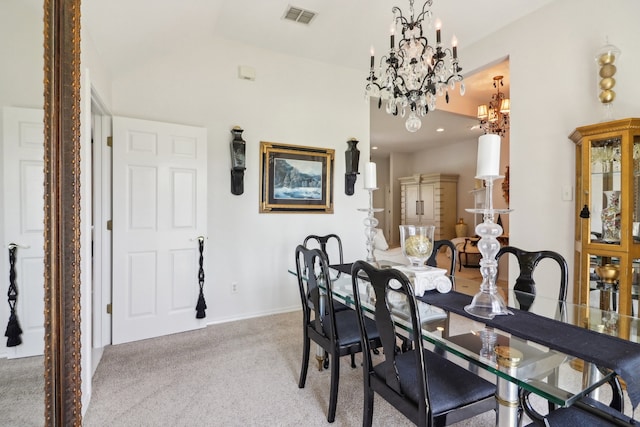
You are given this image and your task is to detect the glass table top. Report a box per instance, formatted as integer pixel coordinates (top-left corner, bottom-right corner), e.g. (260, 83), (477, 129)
(290, 263), (640, 407)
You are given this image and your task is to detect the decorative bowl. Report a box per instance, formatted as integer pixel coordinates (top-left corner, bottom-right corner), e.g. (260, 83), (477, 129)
(596, 263), (620, 284)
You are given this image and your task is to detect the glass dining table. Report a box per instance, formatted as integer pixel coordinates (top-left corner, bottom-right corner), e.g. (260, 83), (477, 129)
(291, 262), (640, 427)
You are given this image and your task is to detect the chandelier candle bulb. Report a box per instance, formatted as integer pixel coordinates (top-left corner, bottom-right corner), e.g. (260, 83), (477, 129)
(476, 134), (501, 179)
(452, 36), (458, 58)
(390, 26), (395, 49)
(435, 20), (441, 43)
(364, 162), (377, 189)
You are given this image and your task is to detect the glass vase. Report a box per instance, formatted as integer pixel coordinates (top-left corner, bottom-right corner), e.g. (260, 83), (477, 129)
(601, 190), (621, 242)
(399, 224), (434, 269)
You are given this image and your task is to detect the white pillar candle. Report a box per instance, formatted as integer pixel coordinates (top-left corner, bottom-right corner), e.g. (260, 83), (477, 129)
(475, 134), (501, 179)
(364, 162), (377, 189)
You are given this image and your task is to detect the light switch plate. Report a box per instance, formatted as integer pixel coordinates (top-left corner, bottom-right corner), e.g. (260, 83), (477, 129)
(562, 185), (573, 201)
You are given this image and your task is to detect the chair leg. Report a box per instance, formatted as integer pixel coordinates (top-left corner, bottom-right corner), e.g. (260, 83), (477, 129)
(327, 351), (340, 423)
(363, 384), (374, 427)
(350, 353), (356, 369)
(298, 334), (310, 389)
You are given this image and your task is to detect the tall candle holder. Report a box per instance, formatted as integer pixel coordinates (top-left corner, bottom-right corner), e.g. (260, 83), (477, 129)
(358, 188), (383, 264)
(464, 176), (513, 319)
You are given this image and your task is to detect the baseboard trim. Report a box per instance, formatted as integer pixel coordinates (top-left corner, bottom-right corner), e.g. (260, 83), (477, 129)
(205, 305), (300, 326)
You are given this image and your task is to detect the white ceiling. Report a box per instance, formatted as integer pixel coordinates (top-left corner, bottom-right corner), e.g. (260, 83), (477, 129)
(83, 0), (554, 155)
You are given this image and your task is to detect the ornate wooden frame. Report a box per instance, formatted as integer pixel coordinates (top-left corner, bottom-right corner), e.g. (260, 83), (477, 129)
(259, 141), (335, 213)
(43, 0), (82, 425)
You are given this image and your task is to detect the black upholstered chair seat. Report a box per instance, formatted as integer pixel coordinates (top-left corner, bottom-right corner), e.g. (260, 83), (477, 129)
(525, 396), (635, 426)
(317, 310), (380, 349)
(374, 349), (495, 415)
(522, 376), (633, 426)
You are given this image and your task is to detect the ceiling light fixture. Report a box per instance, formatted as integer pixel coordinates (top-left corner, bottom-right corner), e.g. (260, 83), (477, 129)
(365, 0), (464, 133)
(477, 75), (510, 137)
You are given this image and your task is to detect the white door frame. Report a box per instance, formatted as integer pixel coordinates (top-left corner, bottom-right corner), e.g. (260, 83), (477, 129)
(90, 87), (112, 356)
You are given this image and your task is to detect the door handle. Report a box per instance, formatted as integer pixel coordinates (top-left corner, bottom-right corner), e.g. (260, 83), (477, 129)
(7, 242), (30, 249)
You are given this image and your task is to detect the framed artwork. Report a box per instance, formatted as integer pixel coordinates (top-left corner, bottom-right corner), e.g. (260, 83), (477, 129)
(259, 141), (334, 213)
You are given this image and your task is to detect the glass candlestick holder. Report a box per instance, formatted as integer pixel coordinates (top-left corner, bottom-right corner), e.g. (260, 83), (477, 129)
(358, 188), (383, 264)
(464, 176), (513, 319)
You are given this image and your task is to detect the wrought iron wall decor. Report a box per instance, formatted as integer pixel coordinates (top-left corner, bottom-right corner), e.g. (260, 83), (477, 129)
(344, 138), (360, 196)
(230, 126), (246, 195)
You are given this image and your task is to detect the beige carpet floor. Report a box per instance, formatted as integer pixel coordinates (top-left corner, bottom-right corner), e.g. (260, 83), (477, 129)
(83, 310), (501, 427)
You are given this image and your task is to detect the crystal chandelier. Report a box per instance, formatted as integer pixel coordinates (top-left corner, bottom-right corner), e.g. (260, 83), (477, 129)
(365, 0), (464, 133)
(477, 75), (510, 137)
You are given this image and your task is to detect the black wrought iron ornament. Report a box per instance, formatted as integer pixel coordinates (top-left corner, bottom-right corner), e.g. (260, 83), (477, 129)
(5, 245), (22, 347)
(344, 138), (360, 195)
(230, 126), (246, 195)
(195, 237), (207, 319)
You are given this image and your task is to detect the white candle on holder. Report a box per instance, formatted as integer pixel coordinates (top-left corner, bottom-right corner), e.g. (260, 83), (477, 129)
(364, 162), (377, 189)
(475, 134), (501, 179)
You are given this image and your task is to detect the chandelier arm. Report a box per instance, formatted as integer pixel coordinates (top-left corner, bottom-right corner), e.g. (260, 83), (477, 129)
(392, 7), (410, 28)
(413, 0), (433, 24)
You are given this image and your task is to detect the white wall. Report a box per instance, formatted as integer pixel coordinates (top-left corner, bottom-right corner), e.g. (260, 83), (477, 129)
(0, 0), (43, 356)
(461, 0), (640, 299)
(109, 37), (370, 322)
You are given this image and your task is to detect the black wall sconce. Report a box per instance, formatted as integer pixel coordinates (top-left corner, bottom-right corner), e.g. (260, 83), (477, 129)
(230, 126), (246, 195)
(345, 138), (360, 195)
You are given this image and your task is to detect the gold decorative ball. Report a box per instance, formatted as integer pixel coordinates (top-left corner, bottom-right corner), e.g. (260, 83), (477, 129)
(599, 64), (617, 78)
(404, 235), (432, 258)
(598, 53), (616, 66)
(599, 77), (616, 90)
(599, 90), (616, 103)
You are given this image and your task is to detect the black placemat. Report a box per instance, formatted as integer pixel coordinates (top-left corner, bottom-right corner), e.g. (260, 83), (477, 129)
(419, 290), (640, 409)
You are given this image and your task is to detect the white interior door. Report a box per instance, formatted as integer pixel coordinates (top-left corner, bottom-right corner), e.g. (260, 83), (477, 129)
(112, 117), (207, 344)
(1, 107), (45, 359)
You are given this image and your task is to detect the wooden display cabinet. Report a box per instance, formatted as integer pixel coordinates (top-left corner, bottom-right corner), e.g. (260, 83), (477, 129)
(399, 173), (458, 240)
(570, 118), (640, 317)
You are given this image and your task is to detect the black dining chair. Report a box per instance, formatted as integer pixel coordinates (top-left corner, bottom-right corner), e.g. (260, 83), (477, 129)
(496, 246), (568, 314)
(521, 375), (633, 426)
(496, 246), (569, 425)
(303, 234), (344, 268)
(426, 239), (457, 276)
(294, 246), (381, 423)
(350, 260), (496, 427)
(303, 233), (349, 314)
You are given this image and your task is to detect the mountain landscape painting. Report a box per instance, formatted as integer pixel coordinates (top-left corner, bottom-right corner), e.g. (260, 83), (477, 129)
(273, 158), (322, 200)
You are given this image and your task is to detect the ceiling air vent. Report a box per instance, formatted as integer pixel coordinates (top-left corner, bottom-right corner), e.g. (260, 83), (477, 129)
(283, 6), (316, 25)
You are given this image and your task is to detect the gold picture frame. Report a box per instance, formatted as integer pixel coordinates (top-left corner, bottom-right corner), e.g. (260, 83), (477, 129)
(259, 141), (334, 213)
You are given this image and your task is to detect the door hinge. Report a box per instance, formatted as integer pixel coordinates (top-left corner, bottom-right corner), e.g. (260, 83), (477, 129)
(107, 136), (112, 147)
(106, 303), (112, 314)
(107, 220), (112, 230)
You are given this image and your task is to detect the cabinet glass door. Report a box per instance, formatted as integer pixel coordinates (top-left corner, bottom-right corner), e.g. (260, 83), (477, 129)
(588, 253), (640, 316)
(633, 135), (640, 244)
(590, 136), (622, 243)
